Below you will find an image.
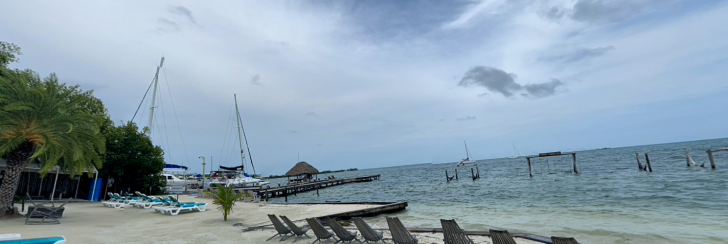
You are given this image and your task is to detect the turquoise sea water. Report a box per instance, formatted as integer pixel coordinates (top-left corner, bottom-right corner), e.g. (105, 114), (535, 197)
(267, 138), (728, 244)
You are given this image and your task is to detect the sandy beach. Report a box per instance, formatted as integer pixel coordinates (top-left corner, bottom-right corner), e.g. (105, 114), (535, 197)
(1, 195), (541, 244)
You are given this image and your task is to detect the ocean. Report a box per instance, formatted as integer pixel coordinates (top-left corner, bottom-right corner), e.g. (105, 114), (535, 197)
(266, 138), (728, 244)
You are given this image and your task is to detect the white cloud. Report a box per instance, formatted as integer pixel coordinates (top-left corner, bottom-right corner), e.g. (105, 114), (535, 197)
(1, 0), (726, 173)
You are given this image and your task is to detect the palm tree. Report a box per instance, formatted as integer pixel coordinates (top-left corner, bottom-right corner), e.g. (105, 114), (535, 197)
(0, 71), (105, 215)
(207, 184), (250, 221)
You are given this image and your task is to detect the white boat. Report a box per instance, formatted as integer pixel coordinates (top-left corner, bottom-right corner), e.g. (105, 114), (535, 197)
(456, 141), (477, 167)
(509, 144), (520, 159)
(209, 94), (269, 189)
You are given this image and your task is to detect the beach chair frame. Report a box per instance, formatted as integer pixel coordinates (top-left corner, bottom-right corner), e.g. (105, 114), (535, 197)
(280, 215), (311, 243)
(306, 218), (337, 244)
(385, 217), (417, 244)
(267, 214), (293, 241)
(25, 196), (71, 225)
(326, 219), (361, 243)
(440, 219), (474, 244)
(551, 236), (580, 244)
(489, 229), (517, 244)
(352, 217), (386, 243)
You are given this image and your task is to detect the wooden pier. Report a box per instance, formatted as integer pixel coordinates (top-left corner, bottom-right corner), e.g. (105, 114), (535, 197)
(236, 174), (381, 200)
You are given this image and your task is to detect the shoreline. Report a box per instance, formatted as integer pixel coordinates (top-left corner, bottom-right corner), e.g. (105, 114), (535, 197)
(1, 196), (547, 244)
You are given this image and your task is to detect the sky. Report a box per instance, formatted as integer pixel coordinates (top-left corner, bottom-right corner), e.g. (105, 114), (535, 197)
(1, 0), (727, 175)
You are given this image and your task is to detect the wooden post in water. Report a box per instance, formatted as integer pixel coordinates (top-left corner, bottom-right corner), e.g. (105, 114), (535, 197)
(636, 153), (643, 170)
(572, 154), (578, 174)
(476, 167), (480, 178)
(527, 158), (533, 177)
(446, 170), (449, 182)
(707, 150), (716, 169)
(455, 169), (458, 180)
(645, 153), (653, 172)
(316, 184), (319, 196)
(284, 186), (288, 202)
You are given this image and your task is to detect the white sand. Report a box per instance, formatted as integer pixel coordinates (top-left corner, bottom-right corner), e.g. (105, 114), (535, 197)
(2, 196), (541, 244)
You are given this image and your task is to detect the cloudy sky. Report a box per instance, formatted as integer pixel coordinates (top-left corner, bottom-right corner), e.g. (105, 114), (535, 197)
(2, 0), (727, 175)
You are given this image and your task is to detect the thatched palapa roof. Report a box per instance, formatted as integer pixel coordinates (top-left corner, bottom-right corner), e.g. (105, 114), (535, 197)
(285, 161), (319, 176)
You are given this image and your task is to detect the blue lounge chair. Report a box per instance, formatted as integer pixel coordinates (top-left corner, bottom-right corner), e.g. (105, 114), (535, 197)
(158, 196), (207, 216)
(0, 236), (67, 244)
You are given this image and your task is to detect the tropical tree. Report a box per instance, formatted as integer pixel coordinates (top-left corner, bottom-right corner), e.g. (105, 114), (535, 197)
(99, 122), (166, 195)
(207, 184), (250, 221)
(0, 45), (106, 215)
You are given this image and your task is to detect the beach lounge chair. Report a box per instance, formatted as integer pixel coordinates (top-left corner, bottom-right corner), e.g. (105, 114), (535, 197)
(280, 215), (311, 243)
(25, 196), (71, 225)
(0, 236), (67, 244)
(326, 220), (361, 243)
(151, 197), (175, 212)
(352, 217), (386, 243)
(267, 214), (293, 241)
(157, 196), (207, 216)
(306, 218), (337, 244)
(551, 236), (579, 244)
(101, 193), (125, 209)
(130, 195), (165, 209)
(489, 229), (517, 244)
(385, 217), (417, 244)
(440, 219), (474, 244)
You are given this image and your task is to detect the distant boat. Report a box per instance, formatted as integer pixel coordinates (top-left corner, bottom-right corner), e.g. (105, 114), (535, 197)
(456, 141), (477, 167)
(508, 144), (520, 159)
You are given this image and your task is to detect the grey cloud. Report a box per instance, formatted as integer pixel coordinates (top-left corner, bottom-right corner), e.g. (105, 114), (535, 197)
(289, 130), (299, 134)
(456, 116), (476, 121)
(157, 18), (179, 31)
(169, 6), (197, 24)
(458, 66), (521, 97)
(459, 66), (565, 99)
(540, 46), (615, 64)
(523, 79), (564, 99)
(545, 6), (565, 20)
(571, 0), (654, 24)
(438, 119), (445, 122)
(305, 112), (318, 117)
(250, 74), (261, 85)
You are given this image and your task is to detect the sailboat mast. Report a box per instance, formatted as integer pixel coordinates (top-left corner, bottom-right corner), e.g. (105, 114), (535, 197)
(146, 57), (165, 137)
(238, 109), (256, 175)
(464, 141), (471, 159)
(233, 94), (246, 173)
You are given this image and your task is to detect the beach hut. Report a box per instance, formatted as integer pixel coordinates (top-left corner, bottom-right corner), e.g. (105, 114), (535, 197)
(285, 161), (320, 184)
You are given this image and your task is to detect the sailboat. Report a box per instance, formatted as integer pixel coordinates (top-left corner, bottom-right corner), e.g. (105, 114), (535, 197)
(509, 144), (520, 159)
(208, 94), (269, 188)
(456, 141), (477, 167)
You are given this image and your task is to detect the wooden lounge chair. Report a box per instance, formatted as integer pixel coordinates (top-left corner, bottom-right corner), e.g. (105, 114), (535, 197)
(489, 229), (517, 244)
(440, 219), (474, 244)
(267, 214), (292, 241)
(352, 217), (386, 243)
(280, 215), (311, 243)
(385, 217), (417, 244)
(25, 196), (71, 225)
(326, 220), (361, 243)
(306, 218), (337, 244)
(551, 236), (579, 244)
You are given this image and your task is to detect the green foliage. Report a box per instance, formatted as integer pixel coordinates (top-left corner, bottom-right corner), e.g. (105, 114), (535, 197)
(0, 68), (106, 175)
(0, 41), (22, 67)
(207, 184), (250, 221)
(99, 122), (166, 195)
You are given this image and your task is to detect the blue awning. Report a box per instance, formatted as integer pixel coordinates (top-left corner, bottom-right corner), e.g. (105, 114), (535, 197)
(163, 164), (188, 172)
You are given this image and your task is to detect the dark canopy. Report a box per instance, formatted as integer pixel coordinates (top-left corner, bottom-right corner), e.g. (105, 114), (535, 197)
(285, 161), (319, 177)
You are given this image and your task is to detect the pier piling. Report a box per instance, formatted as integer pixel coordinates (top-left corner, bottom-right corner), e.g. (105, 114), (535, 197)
(707, 150), (717, 169)
(572, 154), (578, 174)
(527, 158), (533, 177)
(455, 169), (458, 180)
(645, 153), (653, 172)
